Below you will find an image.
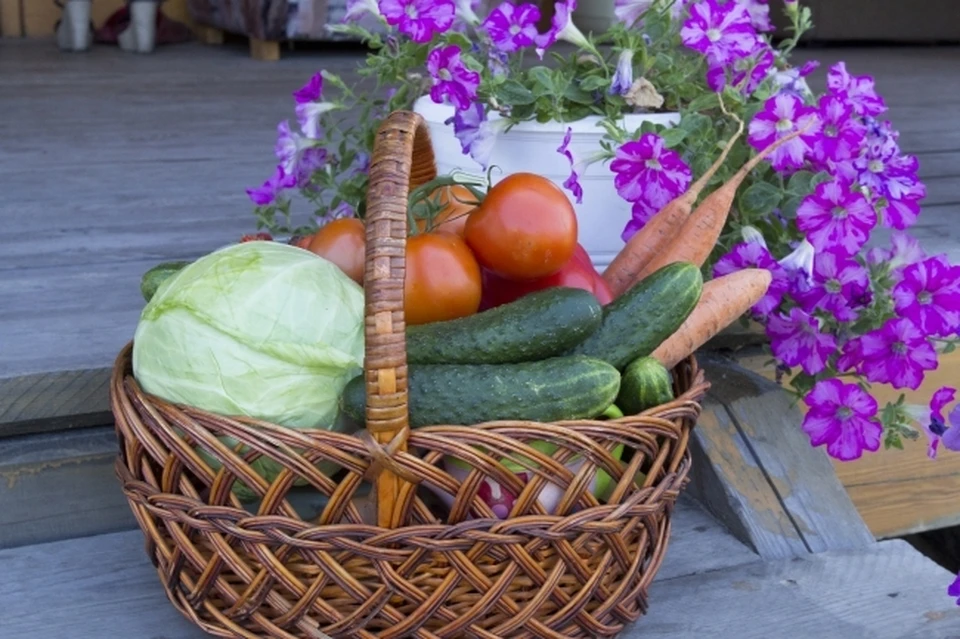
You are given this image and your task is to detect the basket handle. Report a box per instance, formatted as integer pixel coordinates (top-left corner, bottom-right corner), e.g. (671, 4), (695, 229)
(363, 110), (437, 529)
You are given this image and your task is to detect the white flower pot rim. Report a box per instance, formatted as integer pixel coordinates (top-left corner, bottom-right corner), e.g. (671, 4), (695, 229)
(413, 97), (681, 135)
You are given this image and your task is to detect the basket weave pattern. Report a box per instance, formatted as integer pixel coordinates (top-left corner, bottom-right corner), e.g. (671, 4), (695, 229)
(111, 111), (710, 639)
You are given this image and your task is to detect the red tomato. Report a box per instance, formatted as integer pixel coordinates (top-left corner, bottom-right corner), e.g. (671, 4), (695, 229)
(307, 218), (366, 284)
(405, 233), (483, 325)
(464, 173), (577, 280)
(415, 184), (477, 237)
(479, 253), (606, 311)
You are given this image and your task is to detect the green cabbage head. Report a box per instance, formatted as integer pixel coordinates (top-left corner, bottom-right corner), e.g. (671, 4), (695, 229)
(132, 241), (365, 500)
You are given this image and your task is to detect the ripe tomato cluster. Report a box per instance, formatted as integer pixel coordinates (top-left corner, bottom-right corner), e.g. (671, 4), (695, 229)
(297, 173), (610, 325)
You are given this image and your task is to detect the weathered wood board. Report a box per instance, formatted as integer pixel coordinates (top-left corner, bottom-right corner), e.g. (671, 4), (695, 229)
(686, 354), (876, 559)
(0, 495), (761, 637)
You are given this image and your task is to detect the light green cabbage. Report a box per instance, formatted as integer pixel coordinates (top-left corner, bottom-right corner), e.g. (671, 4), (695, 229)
(132, 241), (365, 500)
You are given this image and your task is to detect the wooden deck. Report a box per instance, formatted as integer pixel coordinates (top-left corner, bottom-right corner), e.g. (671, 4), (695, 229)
(2, 38), (960, 636)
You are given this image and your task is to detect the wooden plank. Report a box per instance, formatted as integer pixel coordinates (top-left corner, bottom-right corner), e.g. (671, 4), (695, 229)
(250, 37), (282, 61)
(0, 495), (757, 637)
(631, 540), (960, 639)
(0, 369), (111, 438)
(736, 348), (960, 538)
(0, 0), (21, 37)
(20, 0), (191, 37)
(0, 426), (135, 549)
(918, 152), (960, 180)
(686, 354), (875, 559)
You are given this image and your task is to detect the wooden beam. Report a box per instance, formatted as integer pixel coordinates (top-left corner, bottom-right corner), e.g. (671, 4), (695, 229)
(195, 25), (224, 45)
(249, 37), (281, 62)
(0, 0), (22, 37)
(686, 353), (875, 559)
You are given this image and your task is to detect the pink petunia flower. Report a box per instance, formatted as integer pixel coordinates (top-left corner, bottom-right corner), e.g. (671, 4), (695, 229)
(827, 61), (887, 118)
(610, 133), (692, 209)
(892, 256), (960, 338)
(680, 0), (758, 69)
(857, 318), (938, 390)
(796, 179), (876, 256)
(713, 241), (790, 317)
(729, 44), (775, 95)
(802, 379), (882, 461)
(766, 307), (837, 375)
(427, 45), (481, 111)
(923, 386), (957, 459)
(482, 2), (540, 53)
(748, 93), (821, 173)
(556, 127), (583, 204)
(246, 164), (296, 206)
(379, 0), (455, 43)
(293, 72), (323, 104)
(796, 250), (870, 321)
(811, 94), (867, 166)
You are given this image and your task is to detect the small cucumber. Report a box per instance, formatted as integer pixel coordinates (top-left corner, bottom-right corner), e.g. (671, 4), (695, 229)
(140, 261), (190, 302)
(406, 287), (603, 365)
(618, 356), (675, 416)
(569, 262), (702, 370)
(339, 355), (620, 428)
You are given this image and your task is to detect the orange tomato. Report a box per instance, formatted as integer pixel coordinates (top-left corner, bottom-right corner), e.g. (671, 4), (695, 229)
(405, 232), (482, 325)
(292, 234), (314, 249)
(307, 218), (365, 284)
(415, 184), (478, 237)
(464, 172), (577, 280)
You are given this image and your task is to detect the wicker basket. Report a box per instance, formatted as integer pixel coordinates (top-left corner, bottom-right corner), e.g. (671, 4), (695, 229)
(110, 110), (710, 639)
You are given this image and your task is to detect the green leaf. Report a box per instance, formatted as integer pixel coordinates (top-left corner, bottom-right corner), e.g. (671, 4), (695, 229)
(679, 113), (712, 138)
(786, 170), (815, 196)
(780, 195), (803, 219)
(563, 83), (597, 106)
(496, 80), (536, 106)
(579, 75), (610, 92)
(945, 341), (957, 355)
(811, 171), (833, 188)
(660, 127), (688, 148)
(528, 66), (555, 96)
(444, 32), (472, 50)
(739, 181), (783, 217)
(686, 92), (720, 112)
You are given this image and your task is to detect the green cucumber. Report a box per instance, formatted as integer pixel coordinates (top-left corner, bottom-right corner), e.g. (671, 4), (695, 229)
(569, 262), (702, 370)
(140, 261), (190, 302)
(406, 287), (603, 365)
(618, 356), (675, 416)
(339, 355), (620, 428)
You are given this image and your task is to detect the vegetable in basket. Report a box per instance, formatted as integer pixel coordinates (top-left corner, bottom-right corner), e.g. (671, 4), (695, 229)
(132, 241), (365, 500)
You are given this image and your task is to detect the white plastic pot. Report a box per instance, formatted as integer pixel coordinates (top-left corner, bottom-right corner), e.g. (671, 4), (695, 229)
(414, 97), (681, 270)
(56, 0), (93, 52)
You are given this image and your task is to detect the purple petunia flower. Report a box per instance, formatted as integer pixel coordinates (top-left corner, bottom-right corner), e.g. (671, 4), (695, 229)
(797, 250), (870, 321)
(344, 0), (382, 21)
(747, 93), (821, 173)
(614, 0), (655, 25)
(611, 133), (692, 209)
(453, 0), (481, 25)
(445, 103), (506, 169)
(772, 60), (819, 98)
(734, 0), (772, 32)
(779, 238), (816, 291)
(379, 0), (455, 43)
(427, 45), (481, 111)
(802, 379), (882, 461)
(796, 179), (876, 256)
(293, 72), (323, 104)
(680, 0), (758, 69)
(728, 44), (775, 95)
(892, 256), (960, 338)
(923, 386), (957, 459)
(766, 307), (837, 375)
(714, 241), (790, 317)
(879, 192), (925, 231)
(275, 121), (315, 175)
(857, 318), (938, 390)
(246, 164), (296, 206)
(557, 127), (583, 205)
(294, 147), (328, 188)
(811, 94), (866, 166)
(610, 49), (636, 96)
(482, 2), (540, 53)
(535, 0), (589, 58)
(295, 101), (338, 140)
(866, 231), (927, 279)
(827, 61), (887, 118)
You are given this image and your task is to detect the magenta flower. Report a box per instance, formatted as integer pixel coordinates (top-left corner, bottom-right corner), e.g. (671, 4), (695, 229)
(345, 0), (381, 21)
(811, 94), (866, 166)
(734, 0), (772, 32)
(797, 250), (870, 321)
(274, 121), (315, 175)
(893, 256), (960, 338)
(802, 379), (882, 461)
(729, 45), (775, 95)
(614, 0), (655, 25)
(827, 61), (887, 118)
(866, 231), (927, 278)
(680, 0), (758, 69)
(714, 241), (789, 316)
(610, 49), (636, 96)
(857, 318), (938, 390)
(427, 45), (480, 111)
(379, 0), (455, 43)
(557, 127), (583, 205)
(535, 0), (588, 57)
(836, 336), (863, 374)
(796, 179), (876, 256)
(748, 93), (821, 173)
(293, 72), (323, 104)
(772, 60), (819, 98)
(879, 192), (924, 230)
(924, 386), (957, 459)
(246, 164), (296, 206)
(950, 573), (960, 606)
(611, 133), (692, 211)
(445, 103), (505, 169)
(482, 2), (540, 53)
(294, 147), (328, 188)
(766, 308), (837, 375)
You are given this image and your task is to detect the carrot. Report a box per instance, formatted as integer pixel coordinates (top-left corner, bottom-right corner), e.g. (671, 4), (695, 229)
(601, 119), (745, 298)
(633, 126), (808, 285)
(650, 268), (772, 369)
